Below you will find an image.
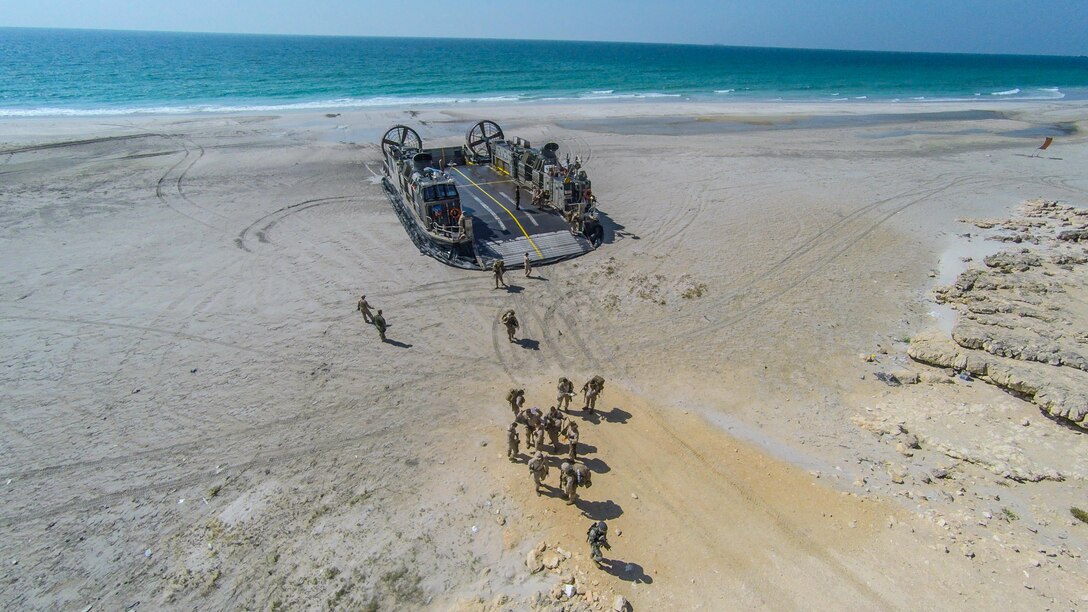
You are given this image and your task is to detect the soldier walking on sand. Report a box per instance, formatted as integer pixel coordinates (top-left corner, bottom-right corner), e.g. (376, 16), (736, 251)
(506, 388), (525, 415)
(565, 424), (580, 462)
(528, 452), (549, 495)
(371, 309), (387, 342)
(586, 521), (610, 566)
(506, 423), (520, 462)
(357, 294), (374, 324)
(532, 422), (547, 452)
(516, 406), (541, 442)
(523, 252), (532, 277)
(556, 377), (574, 411)
(561, 418), (579, 442)
(501, 309), (519, 342)
(559, 462), (576, 504)
(544, 406), (564, 450)
(560, 461), (592, 505)
(582, 375), (605, 413)
(492, 259), (507, 289)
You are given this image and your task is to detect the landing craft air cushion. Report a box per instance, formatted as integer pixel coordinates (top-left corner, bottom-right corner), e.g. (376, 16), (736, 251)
(380, 121), (602, 269)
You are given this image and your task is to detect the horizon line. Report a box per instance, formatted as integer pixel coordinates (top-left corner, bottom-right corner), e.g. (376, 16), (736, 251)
(2, 25), (1086, 60)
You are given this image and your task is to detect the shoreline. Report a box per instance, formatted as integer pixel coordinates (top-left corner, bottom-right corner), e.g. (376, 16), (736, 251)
(2, 93), (1087, 122)
(2, 99), (1086, 148)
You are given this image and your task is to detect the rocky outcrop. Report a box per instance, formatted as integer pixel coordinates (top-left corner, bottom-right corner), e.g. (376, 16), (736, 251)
(909, 331), (1088, 429)
(982, 251), (1041, 273)
(910, 199), (1088, 431)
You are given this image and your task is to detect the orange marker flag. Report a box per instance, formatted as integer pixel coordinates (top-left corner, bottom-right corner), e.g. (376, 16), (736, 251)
(1031, 136), (1053, 157)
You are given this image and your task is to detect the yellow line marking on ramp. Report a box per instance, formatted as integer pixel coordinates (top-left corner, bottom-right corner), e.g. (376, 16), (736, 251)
(451, 167), (542, 258)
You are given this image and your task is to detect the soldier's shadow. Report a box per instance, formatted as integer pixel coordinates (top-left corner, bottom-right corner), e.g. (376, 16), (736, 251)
(580, 457), (610, 474)
(600, 407), (632, 424)
(579, 410), (602, 424)
(601, 559), (653, 584)
(515, 338), (540, 350)
(504, 285), (524, 293)
(576, 498), (623, 520)
(537, 485), (566, 500)
(573, 442), (599, 454)
(383, 339), (413, 349)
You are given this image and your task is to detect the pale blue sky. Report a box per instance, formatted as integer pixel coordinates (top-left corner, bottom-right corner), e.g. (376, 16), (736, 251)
(4, 0), (1087, 56)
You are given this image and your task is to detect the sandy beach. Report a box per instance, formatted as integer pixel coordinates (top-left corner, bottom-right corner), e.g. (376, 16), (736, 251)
(2, 99), (1087, 610)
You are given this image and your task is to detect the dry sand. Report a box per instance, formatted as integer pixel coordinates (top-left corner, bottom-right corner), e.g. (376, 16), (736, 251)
(2, 100), (1087, 610)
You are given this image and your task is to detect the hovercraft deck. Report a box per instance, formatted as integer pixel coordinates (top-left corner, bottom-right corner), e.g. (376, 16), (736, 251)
(378, 121), (600, 270)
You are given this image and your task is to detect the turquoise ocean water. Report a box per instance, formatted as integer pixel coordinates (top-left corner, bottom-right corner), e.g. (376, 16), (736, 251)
(1, 27), (1087, 117)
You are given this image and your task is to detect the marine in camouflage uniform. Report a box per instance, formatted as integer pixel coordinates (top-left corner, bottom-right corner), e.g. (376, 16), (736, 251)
(582, 375), (605, 413)
(371, 309), (387, 342)
(506, 388), (525, 415)
(531, 422), (547, 452)
(492, 259), (507, 289)
(586, 521), (610, 565)
(356, 294), (374, 324)
(565, 425), (580, 462)
(506, 423), (520, 462)
(528, 452), (549, 496)
(560, 461), (591, 505)
(544, 406), (564, 450)
(556, 377), (575, 411)
(561, 420), (579, 454)
(516, 407), (542, 444)
(501, 309), (519, 342)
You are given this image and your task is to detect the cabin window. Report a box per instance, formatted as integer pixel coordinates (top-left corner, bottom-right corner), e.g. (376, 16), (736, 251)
(422, 184), (458, 201)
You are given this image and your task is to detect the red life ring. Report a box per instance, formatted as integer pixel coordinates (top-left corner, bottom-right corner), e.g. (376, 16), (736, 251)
(449, 208), (461, 219)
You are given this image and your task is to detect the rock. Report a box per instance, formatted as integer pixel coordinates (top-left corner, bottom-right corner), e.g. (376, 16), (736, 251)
(888, 467), (907, 484)
(613, 595), (630, 611)
(895, 442), (914, 457)
(496, 515), (506, 526)
(479, 440), (487, 447)
(910, 330), (1088, 429)
(543, 553), (562, 570)
(932, 467), (950, 479)
(630, 493), (638, 499)
(983, 251), (1042, 273)
(1057, 228), (1088, 242)
(526, 549), (543, 574)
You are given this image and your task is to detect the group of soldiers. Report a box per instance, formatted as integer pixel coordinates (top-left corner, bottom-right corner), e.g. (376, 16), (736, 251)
(504, 375), (612, 566)
(356, 294), (387, 342)
(356, 261), (614, 566)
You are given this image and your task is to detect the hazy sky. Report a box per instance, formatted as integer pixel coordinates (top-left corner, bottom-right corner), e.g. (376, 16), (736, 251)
(4, 0), (1087, 56)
